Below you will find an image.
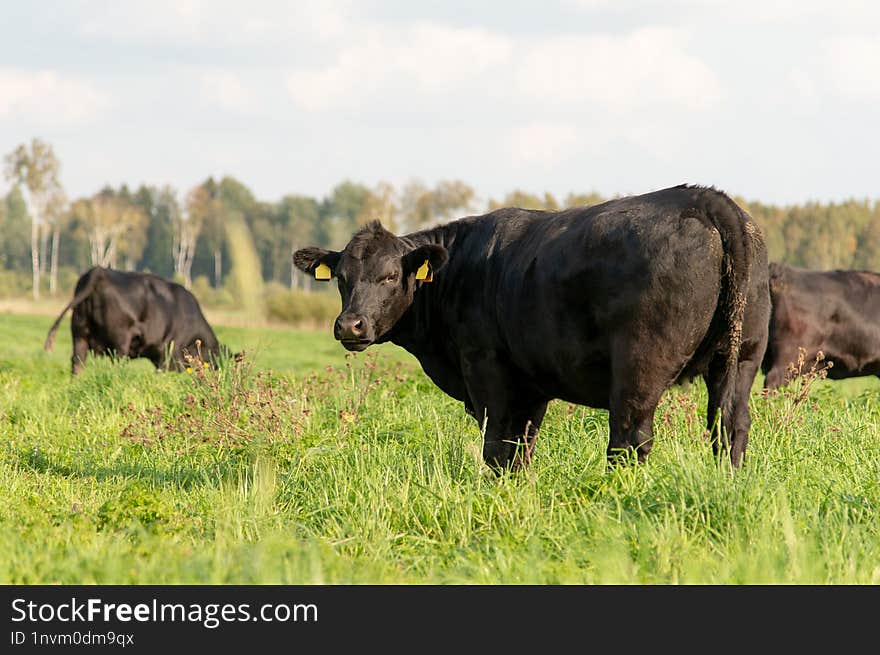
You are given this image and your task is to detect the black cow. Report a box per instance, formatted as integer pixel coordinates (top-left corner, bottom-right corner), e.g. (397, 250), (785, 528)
(44, 266), (223, 375)
(294, 184), (770, 470)
(762, 262), (880, 389)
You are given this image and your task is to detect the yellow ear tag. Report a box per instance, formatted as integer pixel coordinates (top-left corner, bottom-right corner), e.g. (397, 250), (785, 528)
(416, 259), (432, 282)
(315, 263), (331, 280)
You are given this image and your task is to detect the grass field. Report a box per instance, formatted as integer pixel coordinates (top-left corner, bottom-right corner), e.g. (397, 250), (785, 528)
(1, 311), (879, 584)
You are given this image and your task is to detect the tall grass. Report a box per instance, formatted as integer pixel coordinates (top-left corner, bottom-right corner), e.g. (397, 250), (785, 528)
(1, 312), (879, 583)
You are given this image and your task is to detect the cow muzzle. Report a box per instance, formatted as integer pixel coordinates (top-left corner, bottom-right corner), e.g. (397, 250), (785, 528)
(334, 313), (373, 351)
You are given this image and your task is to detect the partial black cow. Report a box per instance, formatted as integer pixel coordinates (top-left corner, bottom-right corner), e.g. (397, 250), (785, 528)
(762, 262), (880, 389)
(44, 266), (223, 374)
(294, 184), (770, 470)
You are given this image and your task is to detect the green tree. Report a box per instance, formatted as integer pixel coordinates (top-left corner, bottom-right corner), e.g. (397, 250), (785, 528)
(242, 201), (275, 285)
(192, 177), (226, 287)
(277, 194), (320, 289)
(399, 180), (433, 232)
(488, 190), (554, 211)
(178, 176), (266, 290)
(0, 187), (31, 271)
(855, 207), (880, 271)
(400, 179), (475, 231)
(134, 185), (176, 278)
(564, 191), (605, 208)
(358, 181), (398, 232)
(212, 176), (259, 286)
(431, 179), (475, 223)
(319, 180), (371, 247)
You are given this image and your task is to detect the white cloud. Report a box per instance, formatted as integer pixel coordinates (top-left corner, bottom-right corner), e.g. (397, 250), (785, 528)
(0, 68), (111, 125)
(77, 0), (351, 45)
(287, 22), (721, 121)
(508, 122), (580, 167)
(199, 71), (254, 113)
(287, 23), (513, 111)
(516, 28), (722, 113)
(787, 69), (817, 101)
(823, 35), (880, 102)
(569, 0), (880, 24)
(10, 2), (874, 205)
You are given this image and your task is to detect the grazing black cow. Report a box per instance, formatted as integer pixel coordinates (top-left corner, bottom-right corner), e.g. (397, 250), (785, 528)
(295, 185), (770, 470)
(762, 262), (880, 389)
(44, 266), (223, 375)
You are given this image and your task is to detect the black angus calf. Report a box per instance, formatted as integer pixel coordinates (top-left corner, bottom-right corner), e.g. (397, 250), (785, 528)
(294, 184), (770, 470)
(762, 262), (880, 389)
(45, 266), (223, 374)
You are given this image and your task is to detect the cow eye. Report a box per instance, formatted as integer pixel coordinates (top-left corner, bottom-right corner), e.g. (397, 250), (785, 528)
(382, 274), (398, 284)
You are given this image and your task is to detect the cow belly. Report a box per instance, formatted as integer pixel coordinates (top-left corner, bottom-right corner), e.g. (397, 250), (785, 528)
(535, 363), (613, 409)
(821, 342), (880, 379)
(501, 268), (718, 407)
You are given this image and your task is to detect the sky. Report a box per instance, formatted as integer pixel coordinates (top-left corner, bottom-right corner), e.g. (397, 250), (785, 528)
(1, 0), (879, 208)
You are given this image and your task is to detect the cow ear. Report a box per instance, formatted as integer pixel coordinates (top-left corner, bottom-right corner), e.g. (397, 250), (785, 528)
(403, 244), (448, 282)
(293, 247), (341, 280)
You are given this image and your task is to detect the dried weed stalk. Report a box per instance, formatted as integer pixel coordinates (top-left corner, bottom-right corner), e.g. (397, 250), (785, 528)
(122, 346), (307, 451)
(761, 347), (832, 431)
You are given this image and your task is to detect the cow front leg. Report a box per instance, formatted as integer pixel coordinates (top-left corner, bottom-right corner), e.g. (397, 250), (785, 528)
(459, 352), (548, 472)
(461, 370), (548, 472)
(477, 401), (549, 472)
(509, 404), (548, 471)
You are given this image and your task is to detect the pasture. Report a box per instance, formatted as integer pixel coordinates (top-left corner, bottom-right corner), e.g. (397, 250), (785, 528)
(1, 311), (879, 584)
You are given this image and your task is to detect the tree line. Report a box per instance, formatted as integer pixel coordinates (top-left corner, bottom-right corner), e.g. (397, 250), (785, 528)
(2, 138), (880, 300)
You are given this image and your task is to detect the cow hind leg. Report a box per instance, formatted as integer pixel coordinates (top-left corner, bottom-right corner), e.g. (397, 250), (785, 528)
(729, 357), (761, 466)
(105, 322), (138, 363)
(762, 344), (801, 390)
(70, 313), (90, 375)
(606, 337), (686, 465)
(704, 355), (737, 463)
(763, 349), (795, 390)
(762, 363), (786, 391)
(71, 336), (89, 375)
(607, 382), (663, 465)
(705, 355), (761, 467)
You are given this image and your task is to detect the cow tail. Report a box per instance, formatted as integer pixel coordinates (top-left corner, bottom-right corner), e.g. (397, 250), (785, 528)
(705, 190), (754, 372)
(43, 267), (102, 352)
(695, 188), (759, 437)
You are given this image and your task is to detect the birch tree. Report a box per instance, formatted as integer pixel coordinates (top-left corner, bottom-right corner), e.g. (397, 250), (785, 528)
(175, 185), (212, 288)
(3, 139), (63, 299)
(47, 189), (68, 295)
(72, 193), (146, 269)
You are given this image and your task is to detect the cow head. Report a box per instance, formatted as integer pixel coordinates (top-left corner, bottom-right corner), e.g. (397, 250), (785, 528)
(293, 221), (448, 351)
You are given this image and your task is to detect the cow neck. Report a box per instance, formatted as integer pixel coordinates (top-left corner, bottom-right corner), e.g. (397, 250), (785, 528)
(384, 220), (463, 354)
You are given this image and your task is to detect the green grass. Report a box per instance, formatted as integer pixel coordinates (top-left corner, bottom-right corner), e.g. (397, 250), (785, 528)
(1, 312), (879, 583)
